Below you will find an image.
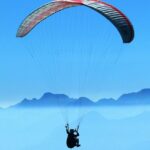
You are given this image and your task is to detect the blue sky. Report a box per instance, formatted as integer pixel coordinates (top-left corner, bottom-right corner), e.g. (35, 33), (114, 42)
(0, 0), (150, 107)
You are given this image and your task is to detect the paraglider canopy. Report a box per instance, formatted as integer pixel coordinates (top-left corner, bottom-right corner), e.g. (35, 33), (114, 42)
(17, 0), (134, 43)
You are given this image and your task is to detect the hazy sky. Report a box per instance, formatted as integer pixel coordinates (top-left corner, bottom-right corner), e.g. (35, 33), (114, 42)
(0, 0), (150, 107)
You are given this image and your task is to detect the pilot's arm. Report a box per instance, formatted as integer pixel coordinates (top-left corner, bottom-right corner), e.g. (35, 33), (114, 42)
(65, 124), (69, 134)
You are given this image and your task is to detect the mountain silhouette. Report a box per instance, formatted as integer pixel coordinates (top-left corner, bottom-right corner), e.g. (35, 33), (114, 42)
(10, 88), (150, 108)
(96, 98), (116, 106)
(68, 97), (95, 107)
(116, 89), (150, 105)
(14, 93), (95, 108)
(15, 92), (73, 108)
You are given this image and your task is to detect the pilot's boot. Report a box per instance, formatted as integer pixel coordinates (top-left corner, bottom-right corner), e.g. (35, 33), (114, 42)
(76, 139), (80, 147)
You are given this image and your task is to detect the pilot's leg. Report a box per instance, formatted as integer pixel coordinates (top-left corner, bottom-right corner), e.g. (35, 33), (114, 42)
(76, 138), (80, 147)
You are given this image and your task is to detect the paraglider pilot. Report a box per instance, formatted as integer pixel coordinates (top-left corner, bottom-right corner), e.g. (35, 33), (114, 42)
(65, 123), (81, 148)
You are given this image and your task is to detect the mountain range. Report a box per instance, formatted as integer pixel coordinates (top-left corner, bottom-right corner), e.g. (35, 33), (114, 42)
(11, 88), (150, 108)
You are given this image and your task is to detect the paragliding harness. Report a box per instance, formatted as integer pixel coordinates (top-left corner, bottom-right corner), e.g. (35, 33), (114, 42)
(65, 124), (80, 148)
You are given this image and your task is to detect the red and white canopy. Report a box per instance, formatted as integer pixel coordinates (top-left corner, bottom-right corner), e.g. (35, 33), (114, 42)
(17, 0), (134, 43)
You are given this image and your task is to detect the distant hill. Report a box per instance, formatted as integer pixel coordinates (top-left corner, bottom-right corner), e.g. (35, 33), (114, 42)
(14, 92), (95, 108)
(117, 89), (150, 105)
(96, 89), (150, 106)
(11, 88), (150, 108)
(96, 98), (116, 106)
